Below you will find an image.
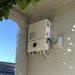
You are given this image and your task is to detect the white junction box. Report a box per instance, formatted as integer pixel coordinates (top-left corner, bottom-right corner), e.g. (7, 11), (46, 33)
(53, 36), (63, 49)
(28, 19), (51, 53)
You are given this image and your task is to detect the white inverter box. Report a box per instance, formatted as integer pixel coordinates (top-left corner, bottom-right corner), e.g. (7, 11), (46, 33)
(28, 19), (51, 53)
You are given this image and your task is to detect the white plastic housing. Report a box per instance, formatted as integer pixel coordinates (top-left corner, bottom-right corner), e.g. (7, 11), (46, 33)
(28, 19), (51, 53)
(53, 36), (63, 49)
(28, 38), (50, 52)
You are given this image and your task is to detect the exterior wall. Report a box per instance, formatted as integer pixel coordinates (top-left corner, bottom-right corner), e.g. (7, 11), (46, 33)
(9, 7), (28, 75)
(28, 2), (75, 75)
(15, 25), (28, 75)
(10, 2), (75, 75)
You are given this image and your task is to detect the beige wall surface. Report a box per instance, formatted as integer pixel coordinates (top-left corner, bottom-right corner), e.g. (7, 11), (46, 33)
(28, 3), (75, 75)
(10, 7), (28, 75)
(15, 26), (28, 75)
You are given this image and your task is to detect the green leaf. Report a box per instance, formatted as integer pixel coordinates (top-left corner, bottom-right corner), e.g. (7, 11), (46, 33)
(21, 6), (28, 13)
(16, 0), (28, 10)
(31, 0), (37, 7)
(27, 0), (31, 3)
(0, 0), (42, 21)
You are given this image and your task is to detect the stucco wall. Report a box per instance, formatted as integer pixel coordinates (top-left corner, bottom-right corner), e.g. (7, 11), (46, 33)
(13, 1), (75, 75)
(9, 7), (28, 75)
(15, 26), (28, 75)
(28, 3), (75, 75)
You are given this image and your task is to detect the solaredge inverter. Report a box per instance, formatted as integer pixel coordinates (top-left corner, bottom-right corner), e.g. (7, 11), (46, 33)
(27, 19), (51, 53)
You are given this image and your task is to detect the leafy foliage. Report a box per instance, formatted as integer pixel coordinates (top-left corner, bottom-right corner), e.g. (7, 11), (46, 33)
(0, 0), (41, 21)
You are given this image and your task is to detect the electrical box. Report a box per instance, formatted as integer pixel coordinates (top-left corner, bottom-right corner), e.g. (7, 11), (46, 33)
(27, 19), (51, 53)
(53, 36), (63, 49)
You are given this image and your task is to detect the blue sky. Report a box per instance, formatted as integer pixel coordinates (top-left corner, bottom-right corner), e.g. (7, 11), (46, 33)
(0, 19), (17, 63)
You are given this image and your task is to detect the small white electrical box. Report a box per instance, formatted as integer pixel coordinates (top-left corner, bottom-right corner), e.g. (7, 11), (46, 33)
(28, 19), (51, 53)
(53, 36), (63, 49)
